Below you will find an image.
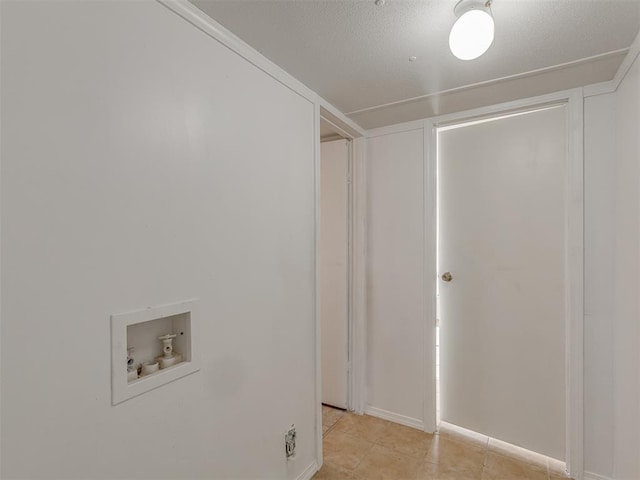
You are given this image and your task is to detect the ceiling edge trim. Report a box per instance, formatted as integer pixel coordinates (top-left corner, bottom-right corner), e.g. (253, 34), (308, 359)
(159, 0), (366, 136)
(584, 29), (640, 97)
(320, 116), (354, 141)
(610, 29), (640, 91)
(320, 100), (367, 138)
(366, 87), (581, 138)
(366, 120), (425, 139)
(582, 78), (618, 97)
(320, 133), (346, 143)
(346, 48), (628, 116)
(156, 0), (317, 103)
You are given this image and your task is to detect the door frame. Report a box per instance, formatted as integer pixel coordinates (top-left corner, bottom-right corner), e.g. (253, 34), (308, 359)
(314, 103), (367, 469)
(423, 88), (584, 479)
(315, 107), (367, 431)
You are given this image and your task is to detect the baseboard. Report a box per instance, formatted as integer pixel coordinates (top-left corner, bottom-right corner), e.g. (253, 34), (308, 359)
(296, 460), (319, 480)
(584, 471), (613, 480)
(364, 405), (424, 431)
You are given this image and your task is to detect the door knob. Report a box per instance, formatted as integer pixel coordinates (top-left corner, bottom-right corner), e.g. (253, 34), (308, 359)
(442, 272), (453, 282)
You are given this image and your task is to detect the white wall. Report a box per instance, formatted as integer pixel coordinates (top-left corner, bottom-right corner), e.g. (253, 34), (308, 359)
(365, 128), (426, 427)
(1, 1), (317, 479)
(584, 93), (616, 478)
(364, 68), (640, 478)
(584, 49), (640, 480)
(612, 52), (640, 480)
(544, 51), (640, 480)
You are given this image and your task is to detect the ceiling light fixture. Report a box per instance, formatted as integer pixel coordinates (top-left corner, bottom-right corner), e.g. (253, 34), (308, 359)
(449, 0), (495, 61)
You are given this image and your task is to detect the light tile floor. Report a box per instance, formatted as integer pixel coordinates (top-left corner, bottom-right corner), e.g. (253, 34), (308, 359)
(315, 406), (571, 480)
(322, 404), (348, 436)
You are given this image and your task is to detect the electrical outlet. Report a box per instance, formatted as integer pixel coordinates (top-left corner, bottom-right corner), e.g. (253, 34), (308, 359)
(285, 424), (296, 459)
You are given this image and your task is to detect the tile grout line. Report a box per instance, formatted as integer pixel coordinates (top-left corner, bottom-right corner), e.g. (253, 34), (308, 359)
(333, 413), (434, 473)
(323, 412), (561, 480)
(321, 412), (346, 437)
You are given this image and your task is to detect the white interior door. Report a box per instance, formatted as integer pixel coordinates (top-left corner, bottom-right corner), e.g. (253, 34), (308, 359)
(320, 139), (349, 409)
(438, 106), (567, 460)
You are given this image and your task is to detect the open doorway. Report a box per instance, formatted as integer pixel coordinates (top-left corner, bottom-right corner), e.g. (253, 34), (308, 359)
(319, 117), (352, 434)
(314, 108), (367, 467)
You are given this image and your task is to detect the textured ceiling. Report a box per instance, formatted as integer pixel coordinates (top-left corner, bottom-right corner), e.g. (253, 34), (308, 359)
(191, 0), (640, 128)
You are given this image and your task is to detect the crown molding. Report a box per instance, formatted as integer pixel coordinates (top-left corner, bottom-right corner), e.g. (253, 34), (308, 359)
(349, 49), (626, 129)
(157, 0), (365, 136)
(347, 49), (627, 117)
(584, 29), (640, 97)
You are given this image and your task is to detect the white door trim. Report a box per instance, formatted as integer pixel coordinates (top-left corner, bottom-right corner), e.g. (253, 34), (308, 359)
(566, 89), (585, 480)
(314, 103), (323, 467)
(319, 112), (367, 417)
(349, 135), (367, 415)
(424, 88), (584, 480)
(423, 122), (438, 435)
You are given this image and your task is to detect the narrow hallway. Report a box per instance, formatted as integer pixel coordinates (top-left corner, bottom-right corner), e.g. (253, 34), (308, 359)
(314, 407), (570, 480)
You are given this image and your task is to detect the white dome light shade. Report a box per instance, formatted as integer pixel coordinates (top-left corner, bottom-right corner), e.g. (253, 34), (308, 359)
(449, 9), (495, 60)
